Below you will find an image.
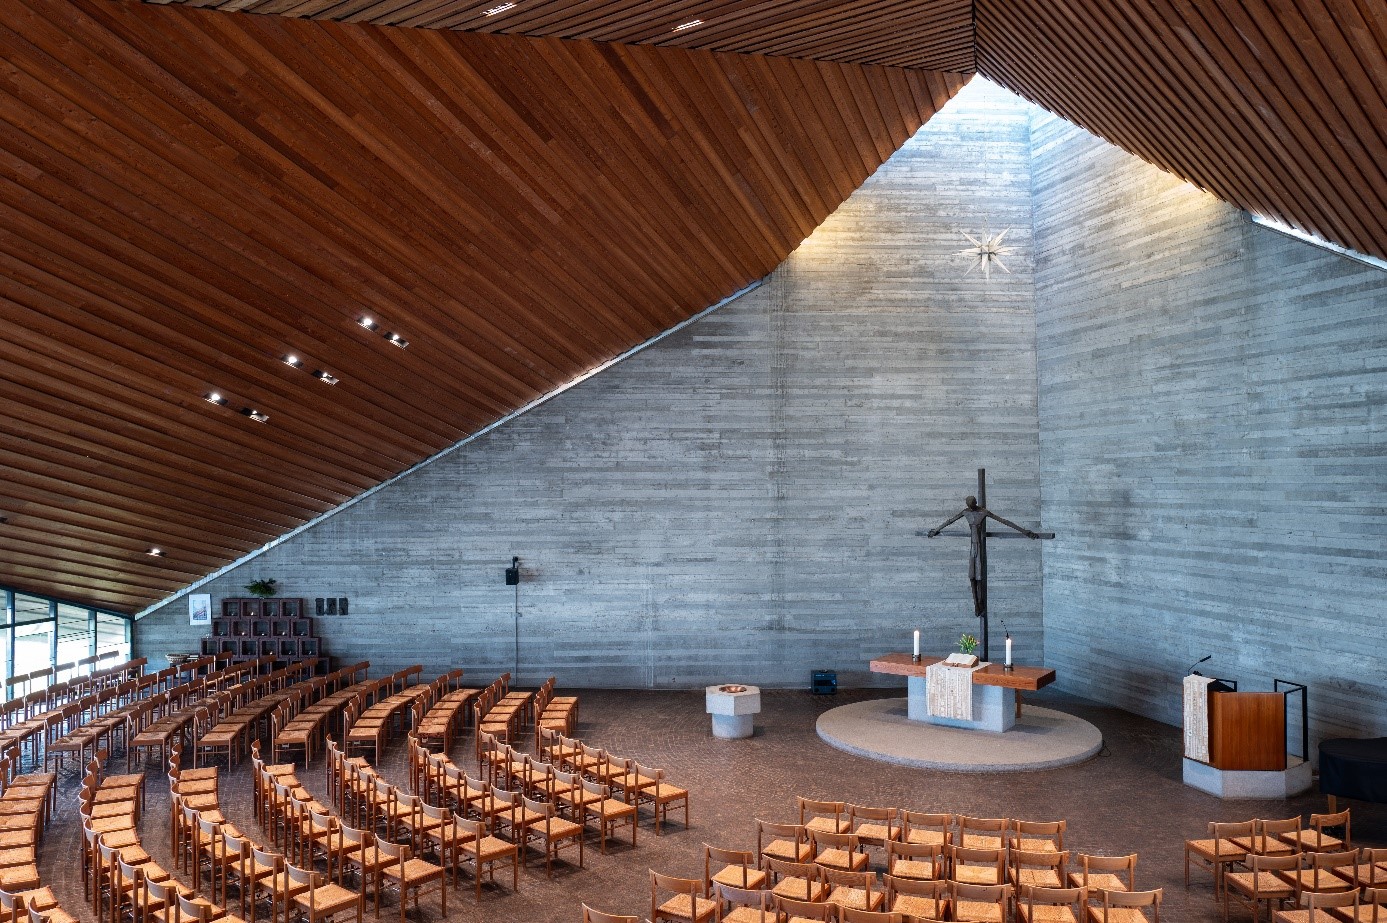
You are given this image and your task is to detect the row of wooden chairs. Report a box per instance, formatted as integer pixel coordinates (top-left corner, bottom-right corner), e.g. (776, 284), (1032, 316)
(533, 677), (580, 746)
(471, 676), (528, 753)
(1185, 810), (1356, 899)
(3, 651), (129, 702)
(1224, 848), (1387, 923)
(1271, 886), (1387, 923)
(535, 731), (691, 834)
(270, 662), (371, 764)
(344, 667), (430, 763)
(0, 751), (55, 901)
(192, 661), (320, 768)
(411, 670), (479, 754)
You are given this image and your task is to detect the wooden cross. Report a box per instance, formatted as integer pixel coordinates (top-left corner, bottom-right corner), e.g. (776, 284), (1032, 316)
(918, 468), (1054, 662)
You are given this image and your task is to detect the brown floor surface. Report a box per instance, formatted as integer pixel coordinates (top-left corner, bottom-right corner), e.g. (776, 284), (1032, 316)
(43, 686), (1385, 923)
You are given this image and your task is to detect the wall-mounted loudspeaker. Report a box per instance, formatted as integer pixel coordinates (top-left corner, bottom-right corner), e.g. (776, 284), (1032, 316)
(505, 556), (520, 586)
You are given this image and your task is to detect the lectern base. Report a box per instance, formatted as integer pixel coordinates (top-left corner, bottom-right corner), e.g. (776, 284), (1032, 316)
(1183, 756), (1312, 799)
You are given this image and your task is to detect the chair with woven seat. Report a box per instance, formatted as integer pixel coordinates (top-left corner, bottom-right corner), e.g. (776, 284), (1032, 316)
(1012, 820), (1067, 854)
(373, 841), (445, 923)
(1011, 849), (1069, 891)
(1344, 888), (1387, 923)
(651, 871), (717, 923)
(901, 812), (952, 849)
(758, 821), (812, 866)
(812, 832), (869, 873)
(1283, 849), (1359, 894)
(581, 779), (638, 853)
(847, 806), (900, 850)
(1280, 811), (1350, 854)
(886, 841), (942, 882)
(712, 884), (775, 923)
(284, 862), (362, 923)
(775, 896), (839, 923)
(951, 846), (1007, 886)
(1271, 888), (1359, 923)
(822, 869), (884, 914)
(836, 908), (903, 923)
(1017, 885), (1086, 923)
(956, 817), (1009, 851)
(449, 817), (519, 899)
(950, 882), (1011, 923)
(1069, 854), (1137, 895)
(582, 906), (640, 923)
(1224, 853), (1300, 923)
(763, 857), (825, 904)
(520, 795), (585, 877)
(633, 763), (689, 835)
(1185, 821), (1253, 897)
(885, 876), (948, 922)
(1347, 848), (1387, 890)
(799, 799), (850, 837)
(705, 845), (766, 893)
(1243, 818), (1302, 858)
(1087, 888), (1162, 923)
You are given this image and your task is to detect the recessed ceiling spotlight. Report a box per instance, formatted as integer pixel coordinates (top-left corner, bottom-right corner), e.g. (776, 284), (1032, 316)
(205, 392), (228, 405)
(241, 408), (270, 423)
(147, 547), (165, 557)
(283, 354), (301, 366)
(673, 19), (702, 31)
(358, 317), (377, 330)
(385, 332), (409, 348)
(313, 370), (339, 385)
(484, 2), (515, 14)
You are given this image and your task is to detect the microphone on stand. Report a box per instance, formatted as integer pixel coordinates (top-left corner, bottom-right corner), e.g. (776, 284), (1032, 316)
(1186, 654), (1212, 676)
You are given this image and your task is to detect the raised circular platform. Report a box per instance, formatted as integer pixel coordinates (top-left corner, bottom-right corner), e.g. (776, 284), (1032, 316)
(817, 697), (1103, 772)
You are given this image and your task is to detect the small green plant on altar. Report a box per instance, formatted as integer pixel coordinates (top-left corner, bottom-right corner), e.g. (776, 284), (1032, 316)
(958, 633), (979, 656)
(244, 578), (279, 598)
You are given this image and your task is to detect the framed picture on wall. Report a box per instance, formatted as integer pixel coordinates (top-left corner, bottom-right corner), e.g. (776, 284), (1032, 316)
(189, 594), (212, 627)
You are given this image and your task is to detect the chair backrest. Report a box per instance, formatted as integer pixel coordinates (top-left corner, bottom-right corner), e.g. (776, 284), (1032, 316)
(1012, 819), (1066, 851)
(759, 820), (808, 854)
(1305, 849), (1359, 888)
(957, 815), (1009, 843)
(820, 868), (876, 891)
(580, 905), (640, 923)
(848, 804), (898, 824)
(951, 845), (1005, 874)
(884, 875), (947, 907)
(812, 830), (861, 853)
(1022, 885), (1086, 917)
(774, 896), (838, 921)
(1306, 809), (1351, 849)
(1247, 853), (1301, 874)
(886, 840), (942, 876)
(705, 845), (758, 888)
(713, 883), (772, 912)
(1254, 816), (1302, 853)
(651, 870), (703, 919)
(763, 856), (821, 894)
(1012, 848), (1069, 875)
(799, 798), (846, 827)
(1209, 820), (1255, 853)
(839, 910), (903, 923)
(950, 881), (1011, 906)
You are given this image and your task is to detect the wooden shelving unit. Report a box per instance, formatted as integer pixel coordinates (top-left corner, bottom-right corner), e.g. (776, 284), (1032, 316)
(200, 597), (326, 671)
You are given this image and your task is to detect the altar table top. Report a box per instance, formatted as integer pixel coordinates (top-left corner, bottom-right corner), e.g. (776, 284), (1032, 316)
(870, 652), (1056, 692)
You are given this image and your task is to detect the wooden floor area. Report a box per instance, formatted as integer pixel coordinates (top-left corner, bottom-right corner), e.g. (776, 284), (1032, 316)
(42, 687), (1385, 923)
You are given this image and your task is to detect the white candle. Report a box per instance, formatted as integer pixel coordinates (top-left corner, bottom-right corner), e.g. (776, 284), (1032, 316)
(1005, 635), (1013, 667)
(913, 630), (920, 657)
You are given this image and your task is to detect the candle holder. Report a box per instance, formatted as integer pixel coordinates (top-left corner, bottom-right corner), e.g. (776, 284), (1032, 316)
(1003, 663), (1014, 672)
(911, 654), (921, 665)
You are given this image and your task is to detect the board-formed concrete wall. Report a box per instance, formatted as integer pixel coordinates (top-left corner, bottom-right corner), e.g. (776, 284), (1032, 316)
(1031, 109), (1387, 747)
(136, 80), (1045, 688)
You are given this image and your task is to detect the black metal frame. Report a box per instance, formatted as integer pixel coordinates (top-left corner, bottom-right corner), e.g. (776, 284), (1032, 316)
(1274, 678), (1309, 764)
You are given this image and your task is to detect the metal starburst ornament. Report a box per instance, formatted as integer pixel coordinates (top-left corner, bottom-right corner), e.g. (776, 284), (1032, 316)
(958, 228), (1016, 279)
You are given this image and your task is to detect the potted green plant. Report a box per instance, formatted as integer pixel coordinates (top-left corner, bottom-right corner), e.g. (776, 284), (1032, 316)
(244, 578), (279, 599)
(958, 633), (979, 656)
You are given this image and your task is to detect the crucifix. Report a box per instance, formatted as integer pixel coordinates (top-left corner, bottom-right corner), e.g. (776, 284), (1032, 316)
(918, 468), (1054, 662)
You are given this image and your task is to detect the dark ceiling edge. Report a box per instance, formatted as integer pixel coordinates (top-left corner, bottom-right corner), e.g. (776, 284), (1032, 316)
(132, 276), (767, 620)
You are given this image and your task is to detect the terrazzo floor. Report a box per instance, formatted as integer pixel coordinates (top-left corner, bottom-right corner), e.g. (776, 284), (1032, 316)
(43, 686), (1385, 923)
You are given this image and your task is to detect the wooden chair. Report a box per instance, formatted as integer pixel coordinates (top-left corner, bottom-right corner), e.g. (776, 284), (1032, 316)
(1017, 885), (1085, 923)
(838, 911), (904, 923)
(520, 795), (585, 877)
(1280, 811), (1350, 853)
(372, 841), (445, 923)
(1348, 848), (1387, 890)
(951, 846), (1007, 886)
(758, 821), (813, 865)
(580, 779), (638, 853)
(956, 817), (1008, 850)
(1012, 820), (1067, 854)
(901, 812), (953, 849)
(1283, 849), (1359, 894)
(651, 871), (717, 923)
(847, 806), (900, 849)
(822, 869), (884, 913)
(448, 818), (519, 899)
(763, 858), (826, 903)
(1224, 854), (1299, 923)
(1350, 888), (1387, 923)
(582, 906), (640, 923)
(812, 831), (869, 873)
(885, 876), (948, 922)
(634, 763), (689, 835)
(950, 882), (1010, 923)
(1271, 888), (1361, 923)
(1185, 821), (1253, 896)
(1069, 854), (1137, 894)
(775, 896), (838, 923)
(705, 845), (766, 892)
(283, 863), (361, 923)
(333, 824), (391, 894)
(248, 847), (290, 923)
(885, 841), (942, 881)
(799, 799), (850, 836)
(711, 884), (774, 923)
(1243, 818), (1302, 857)
(1011, 848), (1069, 890)
(1088, 888), (1161, 923)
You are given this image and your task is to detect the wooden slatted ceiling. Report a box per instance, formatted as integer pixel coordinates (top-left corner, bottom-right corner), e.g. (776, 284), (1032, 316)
(143, 0), (978, 73)
(976, 0), (1387, 263)
(0, 0), (966, 612)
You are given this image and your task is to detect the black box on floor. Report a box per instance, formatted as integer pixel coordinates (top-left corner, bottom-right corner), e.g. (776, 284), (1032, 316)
(811, 670), (837, 695)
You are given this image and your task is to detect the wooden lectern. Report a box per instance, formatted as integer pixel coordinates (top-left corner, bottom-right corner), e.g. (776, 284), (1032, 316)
(1208, 691), (1286, 771)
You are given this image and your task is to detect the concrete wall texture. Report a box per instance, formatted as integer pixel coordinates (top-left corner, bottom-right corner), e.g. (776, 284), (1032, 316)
(1030, 109), (1387, 748)
(137, 80), (1387, 747)
(137, 79), (1045, 690)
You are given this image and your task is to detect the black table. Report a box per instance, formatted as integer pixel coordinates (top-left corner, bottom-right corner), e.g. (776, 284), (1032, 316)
(1320, 737), (1387, 805)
